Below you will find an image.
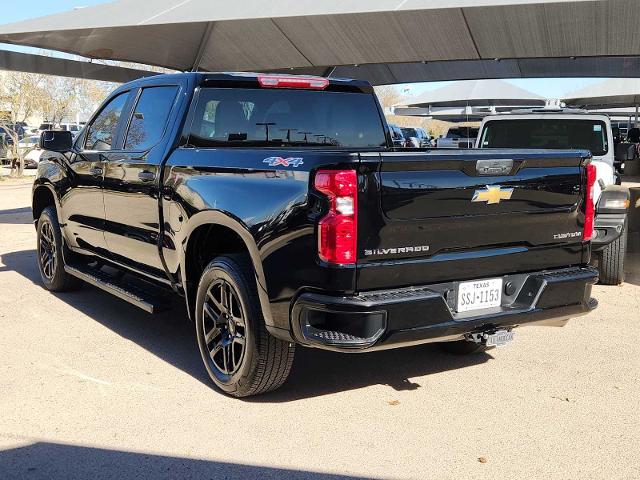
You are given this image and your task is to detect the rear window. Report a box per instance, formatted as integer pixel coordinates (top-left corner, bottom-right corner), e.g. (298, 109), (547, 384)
(401, 128), (417, 138)
(480, 119), (608, 156)
(189, 88), (386, 149)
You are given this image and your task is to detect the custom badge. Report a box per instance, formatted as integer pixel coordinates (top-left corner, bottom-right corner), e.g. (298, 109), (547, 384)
(472, 185), (514, 205)
(263, 157), (304, 167)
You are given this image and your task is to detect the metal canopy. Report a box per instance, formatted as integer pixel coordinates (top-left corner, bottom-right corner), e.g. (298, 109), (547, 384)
(1, 0), (640, 84)
(564, 79), (640, 109)
(397, 80), (545, 108)
(392, 106), (496, 122)
(0, 49), (154, 83)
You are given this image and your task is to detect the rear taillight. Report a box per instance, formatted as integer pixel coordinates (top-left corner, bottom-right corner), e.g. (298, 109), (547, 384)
(583, 163), (597, 241)
(315, 170), (358, 265)
(257, 74), (329, 90)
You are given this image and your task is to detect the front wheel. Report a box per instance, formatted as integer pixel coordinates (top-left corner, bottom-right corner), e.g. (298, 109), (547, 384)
(36, 206), (80, 292)
(195, 255), (295, 397)
(598, 225), (627, 285)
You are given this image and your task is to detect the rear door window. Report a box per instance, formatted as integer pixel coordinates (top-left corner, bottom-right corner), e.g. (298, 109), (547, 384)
(125, 86), (179, 151)
(189, 88), (386, 149)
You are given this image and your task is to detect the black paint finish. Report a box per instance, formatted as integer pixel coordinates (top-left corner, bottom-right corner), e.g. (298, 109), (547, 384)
(32, 72), (595, 350)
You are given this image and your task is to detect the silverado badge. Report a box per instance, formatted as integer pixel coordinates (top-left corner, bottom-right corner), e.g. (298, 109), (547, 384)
(472, 185), (514, 205)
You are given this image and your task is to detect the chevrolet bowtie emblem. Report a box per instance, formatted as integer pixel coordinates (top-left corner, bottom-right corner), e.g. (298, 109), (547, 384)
(472, 185), (514, 204)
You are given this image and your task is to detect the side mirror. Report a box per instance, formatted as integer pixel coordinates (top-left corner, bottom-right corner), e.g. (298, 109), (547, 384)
(40, 130), (73, 153)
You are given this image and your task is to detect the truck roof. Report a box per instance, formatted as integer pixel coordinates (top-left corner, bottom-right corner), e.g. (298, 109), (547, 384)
(491, 107), (606, 117)
(481, 108), (611, 122)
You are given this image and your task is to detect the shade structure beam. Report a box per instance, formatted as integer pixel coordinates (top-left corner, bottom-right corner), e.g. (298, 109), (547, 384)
(191, 22), (214, 72)
(0, 49), (154, 83)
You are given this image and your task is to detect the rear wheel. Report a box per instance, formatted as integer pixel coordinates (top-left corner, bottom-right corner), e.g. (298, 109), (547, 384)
(598, 224), (627, 285)
(440, 340), (492, 355)
(195, 255), (295, 397)
(36, 206), (80, 292)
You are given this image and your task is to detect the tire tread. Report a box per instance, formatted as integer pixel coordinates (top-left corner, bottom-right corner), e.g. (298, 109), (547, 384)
(599, 225), (627, 285)
(199, 254), (294, 397)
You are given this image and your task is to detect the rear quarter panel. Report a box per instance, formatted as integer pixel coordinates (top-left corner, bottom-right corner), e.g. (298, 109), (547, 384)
(162, 148), (361, 331)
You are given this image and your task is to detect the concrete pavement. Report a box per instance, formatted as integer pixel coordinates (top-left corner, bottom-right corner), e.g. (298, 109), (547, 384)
(0, 178), (638, 480)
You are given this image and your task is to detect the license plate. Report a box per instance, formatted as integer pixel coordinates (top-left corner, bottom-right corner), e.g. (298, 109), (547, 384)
(485, 330), (515, 347)
(457, 278), (503, 312)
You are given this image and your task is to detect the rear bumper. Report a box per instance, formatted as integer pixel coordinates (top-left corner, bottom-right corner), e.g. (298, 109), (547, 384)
(291, 266), (598, 352)
(592, 213), (626, 252)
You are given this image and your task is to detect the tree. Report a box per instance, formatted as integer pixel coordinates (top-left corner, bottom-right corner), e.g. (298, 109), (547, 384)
(0, 71), (114, 176)
(0, 72), (46, 176)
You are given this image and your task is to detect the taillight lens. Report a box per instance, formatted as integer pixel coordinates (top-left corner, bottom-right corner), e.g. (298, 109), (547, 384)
(258, 74), (329, 90)
(315, 170), (358, 264)
(583, 163), (597, 241)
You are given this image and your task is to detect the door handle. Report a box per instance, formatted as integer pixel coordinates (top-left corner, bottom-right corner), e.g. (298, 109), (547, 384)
(138, 170), (156, 182)
(89, 167), (103, 177)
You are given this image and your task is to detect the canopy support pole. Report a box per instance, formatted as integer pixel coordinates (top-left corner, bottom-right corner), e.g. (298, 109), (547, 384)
(635, 104), (639, 127)
(191, 22), (214, 72)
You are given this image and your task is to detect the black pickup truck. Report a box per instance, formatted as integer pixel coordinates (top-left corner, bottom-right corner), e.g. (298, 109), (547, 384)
(33, 72), (598, 397)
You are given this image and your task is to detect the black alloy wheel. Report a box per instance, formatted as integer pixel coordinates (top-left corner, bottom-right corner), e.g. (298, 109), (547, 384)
(195, 255), (295, 397)
(36, 206), (80, 292)
(38, 219), (57, 281)
(202, 278), (247, 378)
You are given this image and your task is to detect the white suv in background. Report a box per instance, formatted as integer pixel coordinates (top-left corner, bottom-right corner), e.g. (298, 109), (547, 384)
(477, 109), (630, 285)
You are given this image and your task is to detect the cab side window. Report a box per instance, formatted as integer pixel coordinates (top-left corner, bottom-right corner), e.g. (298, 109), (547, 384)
(124, 86), (179, 151)
(85, 93), (129, 151)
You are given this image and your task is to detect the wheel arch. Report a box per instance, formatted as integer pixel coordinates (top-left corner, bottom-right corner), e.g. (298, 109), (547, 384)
(180, 210), (273, 327)
(32, 182), (61, 226)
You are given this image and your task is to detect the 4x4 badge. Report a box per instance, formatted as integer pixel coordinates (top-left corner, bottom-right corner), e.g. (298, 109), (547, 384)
(263, 157), (304, 167)
(472, 185), (514, 205)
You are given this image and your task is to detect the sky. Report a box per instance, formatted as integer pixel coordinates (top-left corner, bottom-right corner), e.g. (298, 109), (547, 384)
(0, 0), (109, 22)
(0, 0), (602, 99)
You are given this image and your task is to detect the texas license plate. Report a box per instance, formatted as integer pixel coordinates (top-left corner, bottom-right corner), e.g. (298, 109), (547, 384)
(457, 278), (503, 312)
(485, 330), (515, 347)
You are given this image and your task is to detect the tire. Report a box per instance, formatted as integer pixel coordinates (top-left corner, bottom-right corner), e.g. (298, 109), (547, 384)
(440, 340), (493, 355)
(36, 206), (81, 292)
(195, 254), (295, 397)
(598, 224), (627, 285)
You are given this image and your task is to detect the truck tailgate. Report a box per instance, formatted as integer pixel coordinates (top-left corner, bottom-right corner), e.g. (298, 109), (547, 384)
(356, 149), (590, 291)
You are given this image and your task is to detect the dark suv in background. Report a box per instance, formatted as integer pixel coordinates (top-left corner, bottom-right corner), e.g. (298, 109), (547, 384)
(401, 127), (431, 147)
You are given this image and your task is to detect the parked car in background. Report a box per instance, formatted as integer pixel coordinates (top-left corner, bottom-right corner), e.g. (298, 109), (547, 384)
(477, 109), (630, 285)
(401, 127), (431, 148)
(2, 134), (43, 167)
(60, 123), (82, 137)
(37, 122), (55, 133)
(437, 126), (479, 149)
(0, 124), (26, 164)
(388, 123), (407, 148)
(23, 146), (44, 168)
(17, 135), (43, 168)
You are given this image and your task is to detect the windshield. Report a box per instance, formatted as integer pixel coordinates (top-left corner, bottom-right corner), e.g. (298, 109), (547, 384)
(401, 128), (417, 137)
(480, 119), (609, 156)
(189, 88), (387, 149)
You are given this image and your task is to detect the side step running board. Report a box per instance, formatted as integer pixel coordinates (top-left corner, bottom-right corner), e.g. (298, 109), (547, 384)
(64, 264), (171, 314)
